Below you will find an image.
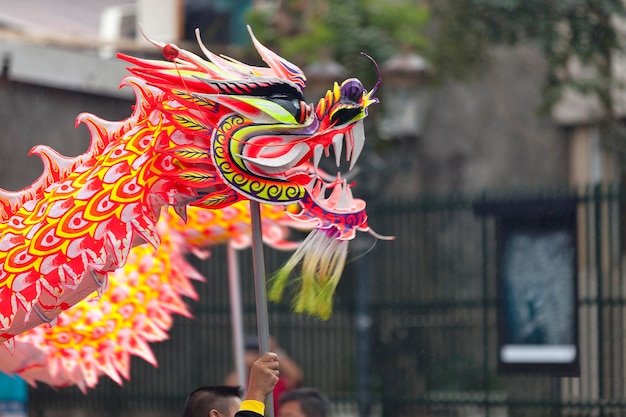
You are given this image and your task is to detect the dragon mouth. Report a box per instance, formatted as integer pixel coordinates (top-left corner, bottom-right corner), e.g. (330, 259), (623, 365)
(307, 119), (367, 214)
(312, 119), (366, 173)
(235, 118), (367, 215)
(236, 117), (365, 179)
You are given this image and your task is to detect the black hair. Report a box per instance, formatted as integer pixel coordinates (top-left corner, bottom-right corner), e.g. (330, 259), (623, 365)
(182, 385), (243, 417)
(279, 387), (330, 417)
(244, 334), (259, 351)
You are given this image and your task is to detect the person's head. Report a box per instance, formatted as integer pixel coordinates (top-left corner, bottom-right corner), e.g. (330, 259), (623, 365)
(182, 385), (242, 417)
(244, 334), (261, 367)
(278, 387), (330, 417)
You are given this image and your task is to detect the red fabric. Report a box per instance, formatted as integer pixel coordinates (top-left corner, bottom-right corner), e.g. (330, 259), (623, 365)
(272, 377), (288, 415)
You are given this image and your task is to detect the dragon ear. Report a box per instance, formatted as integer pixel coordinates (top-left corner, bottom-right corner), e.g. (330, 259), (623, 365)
(247, 25), (307, 92)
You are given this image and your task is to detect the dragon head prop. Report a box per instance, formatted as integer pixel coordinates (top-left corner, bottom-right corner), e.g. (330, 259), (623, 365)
(0, 27), (390, 344)
(124, 27), (379, 219)
(118, 27), (392, 318)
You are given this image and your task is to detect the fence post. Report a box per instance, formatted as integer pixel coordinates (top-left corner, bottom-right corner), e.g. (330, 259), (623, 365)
(354, 236), (372, 417)
(480, 191), (491, 417)
(593, 183), (604, 401)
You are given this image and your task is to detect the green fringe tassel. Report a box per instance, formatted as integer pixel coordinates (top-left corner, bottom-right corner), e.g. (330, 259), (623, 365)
(268, 229), (349, 320)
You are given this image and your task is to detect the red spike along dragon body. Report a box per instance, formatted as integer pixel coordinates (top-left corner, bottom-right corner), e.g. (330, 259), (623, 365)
(0, 27), (391, 343)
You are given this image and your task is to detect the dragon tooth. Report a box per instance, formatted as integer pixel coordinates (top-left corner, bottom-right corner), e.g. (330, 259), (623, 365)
(318, 178), (328, 198)
(320, 183), (328, 200)
(344, 182), (355, 205)
(313, 144), (324, 174)
(345, 130), (354, 163)
(349, 120), (365, 171)
(327, 181), (344, 207)
(335, 180), (352, 211)
(332, 134), (343, 167)
(309, 177), (325, 199)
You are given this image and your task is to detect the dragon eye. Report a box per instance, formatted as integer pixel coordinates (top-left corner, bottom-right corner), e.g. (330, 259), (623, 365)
(243, 82), (309, 123)
(269, 93), (309, 123)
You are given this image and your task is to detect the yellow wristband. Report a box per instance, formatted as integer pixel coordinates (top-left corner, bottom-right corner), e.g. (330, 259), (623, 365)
(240, 399), (265, 415)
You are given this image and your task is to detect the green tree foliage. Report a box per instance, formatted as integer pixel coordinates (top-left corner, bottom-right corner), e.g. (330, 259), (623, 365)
(429, 0), (626, 113)
(247, 0), (626, 114)
(246, 0), (429, 88)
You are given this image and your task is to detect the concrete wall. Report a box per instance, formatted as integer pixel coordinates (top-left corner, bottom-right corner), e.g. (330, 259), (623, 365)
(0, 79), (133, 191)
(381, 44), (571, 197)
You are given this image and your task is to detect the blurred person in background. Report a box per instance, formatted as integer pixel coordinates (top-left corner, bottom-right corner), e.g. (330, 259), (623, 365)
(278, 387), (330, 417)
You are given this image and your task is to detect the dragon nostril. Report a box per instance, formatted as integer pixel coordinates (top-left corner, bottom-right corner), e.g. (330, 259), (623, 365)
(331, 107), (361, 126)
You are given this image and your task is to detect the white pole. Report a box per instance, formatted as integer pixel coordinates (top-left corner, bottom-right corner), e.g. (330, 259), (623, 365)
(227, 242), (246, 388)
(249, 200), (274, 417)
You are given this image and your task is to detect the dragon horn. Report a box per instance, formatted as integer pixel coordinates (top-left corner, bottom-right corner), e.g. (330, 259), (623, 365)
(361, 52), (382, 99)
(246, 25), (307, 91)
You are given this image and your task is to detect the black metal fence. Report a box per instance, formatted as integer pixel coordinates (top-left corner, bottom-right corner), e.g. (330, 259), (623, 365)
(26, 185), (626, 417)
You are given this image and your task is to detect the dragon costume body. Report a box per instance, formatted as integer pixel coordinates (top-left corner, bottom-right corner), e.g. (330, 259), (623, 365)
(0, 203), (309, 390)
(0, 26), (387, 347)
